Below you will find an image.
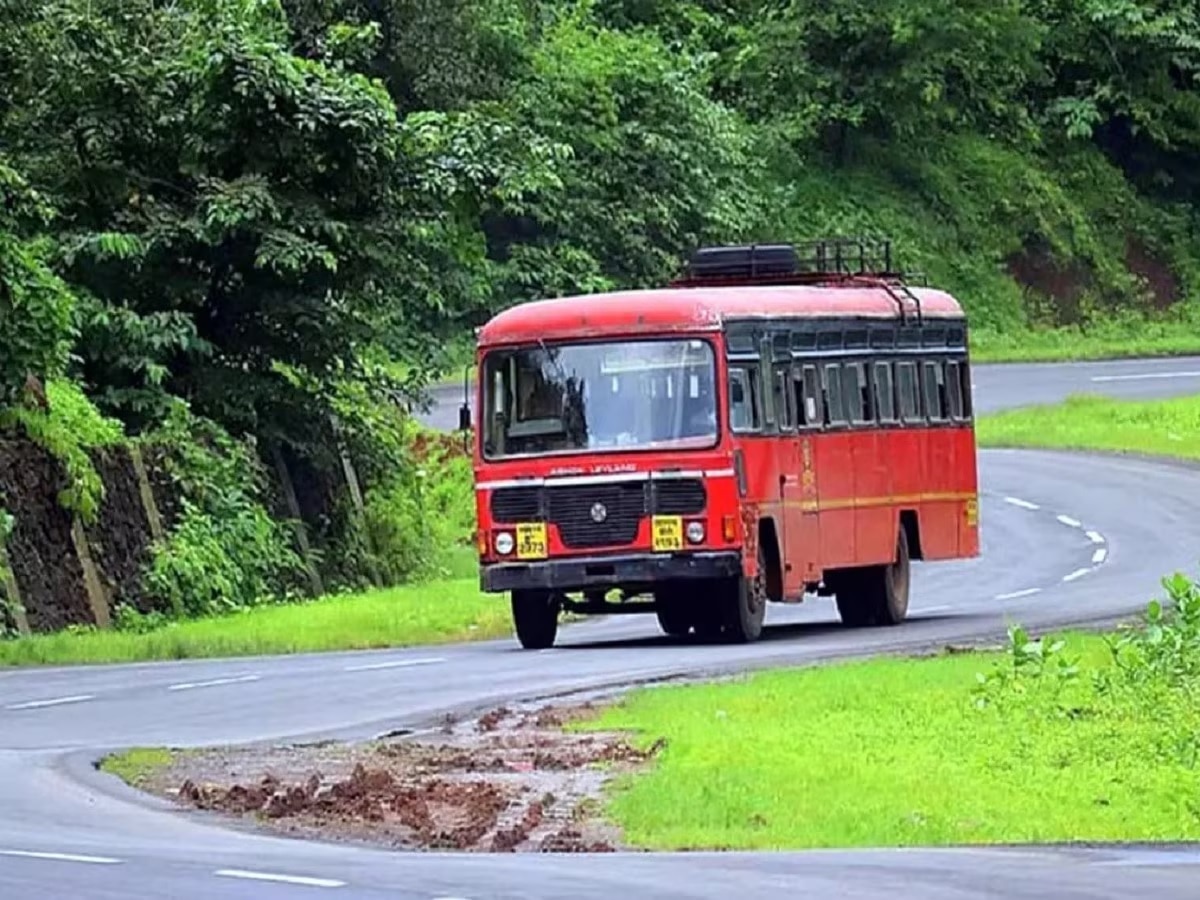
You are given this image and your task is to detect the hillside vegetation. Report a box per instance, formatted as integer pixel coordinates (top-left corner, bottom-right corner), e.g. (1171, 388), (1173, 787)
(1, 0), (1198, 634)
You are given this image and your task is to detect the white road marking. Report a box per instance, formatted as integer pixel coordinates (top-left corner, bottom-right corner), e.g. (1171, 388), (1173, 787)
(1086, 530), (1105, 544)
(1004, 497), (1039, 511)
(343, 656), (445, 673)
(1090, 370), (1200, 383)
(1063, 568), (1091, 583)
(996, 588), (1041, 601)
(0, 849), (121, 865)
(215, 869), (345, 888)
(1093, 547), (1109, 565)
(166, 674), (260, 692)
(5, 694), (94, 711)
(1056, 515), (1082, 528)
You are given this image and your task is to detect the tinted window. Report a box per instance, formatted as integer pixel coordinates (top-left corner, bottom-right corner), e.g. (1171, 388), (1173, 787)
(823, 363), (846, 424)
(773, 364), (792, 429)
(874, 362), (896, 422)
(897, 362), (920, 422)
(842, 362), (870, 424)
(729, 366), (761, 432)
(946, 361), (964, 420)
(794, 364), (822, 429)
(923, 361), (946, 421)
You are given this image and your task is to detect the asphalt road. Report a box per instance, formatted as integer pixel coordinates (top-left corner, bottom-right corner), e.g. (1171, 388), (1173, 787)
(4, 356), (1200, 899)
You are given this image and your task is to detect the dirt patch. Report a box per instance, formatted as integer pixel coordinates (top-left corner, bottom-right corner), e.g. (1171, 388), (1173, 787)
(85, 447), (156, 616)
(139, 701), (655, 853)
(1006, 237), (1095, 325)
(0, 435), (91, 631)
(1124, 236), (1181, 309)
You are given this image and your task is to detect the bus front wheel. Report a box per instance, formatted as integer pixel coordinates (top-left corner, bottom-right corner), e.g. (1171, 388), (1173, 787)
(511, 589), (559, 650)
(720, 545), (767, 643)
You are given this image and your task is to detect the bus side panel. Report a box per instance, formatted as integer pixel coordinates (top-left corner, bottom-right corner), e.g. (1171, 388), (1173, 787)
(886, 425), (925, 551)
(920, 424), (961, 560)
(738, 437), (784, 577)
(958, 426), (981, 558)
(852, 429), (895, 566)
(815, 431), (856, 567)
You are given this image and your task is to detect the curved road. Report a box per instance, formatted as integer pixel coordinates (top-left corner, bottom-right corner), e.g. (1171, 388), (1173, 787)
(4, 357), (1200, 899)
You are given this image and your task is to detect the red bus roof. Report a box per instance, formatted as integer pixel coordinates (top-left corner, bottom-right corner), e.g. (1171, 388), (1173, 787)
(477, 284), (965, 347)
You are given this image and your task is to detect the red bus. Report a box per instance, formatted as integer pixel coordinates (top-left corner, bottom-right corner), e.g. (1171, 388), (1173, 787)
(466, 241), (980, 649)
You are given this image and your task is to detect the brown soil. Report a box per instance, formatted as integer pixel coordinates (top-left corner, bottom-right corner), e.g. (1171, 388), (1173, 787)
(1124, 236), (1181, 310)
(143, 701), (658, 853)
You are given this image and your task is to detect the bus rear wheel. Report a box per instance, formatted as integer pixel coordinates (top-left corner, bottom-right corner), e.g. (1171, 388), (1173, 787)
(511, 589), (559, 649)
(835, 529), (911, 627)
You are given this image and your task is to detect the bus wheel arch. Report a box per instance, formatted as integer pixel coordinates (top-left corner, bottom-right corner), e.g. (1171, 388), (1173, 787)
(757, 517), (784, 603)
(899, 509), (924, 561)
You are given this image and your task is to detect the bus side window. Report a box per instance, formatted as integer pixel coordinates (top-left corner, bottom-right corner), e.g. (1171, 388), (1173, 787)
(794, 363), (823, 429)
(958, 360), (974, 420)
(841, 361), (871, 425)
(873, 361), (896, 423)
(897, 361), (921, 423)
(923, 361), (946, 422)
(773, 363), (793, 430)
(729, 366), (761, 432)
(946, 361), (965, 420)
(823, 363), (846, 425)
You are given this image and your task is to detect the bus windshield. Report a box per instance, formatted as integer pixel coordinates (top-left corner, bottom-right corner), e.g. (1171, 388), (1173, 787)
(481, 338), (718, 459)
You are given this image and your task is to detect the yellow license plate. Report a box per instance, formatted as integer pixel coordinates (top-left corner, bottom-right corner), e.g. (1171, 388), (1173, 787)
(515, 522), (548, 560)
(652, 516), (683, 552)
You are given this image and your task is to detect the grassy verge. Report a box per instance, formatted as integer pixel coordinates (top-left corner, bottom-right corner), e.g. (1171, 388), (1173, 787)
(0, 574), (510, 667)
(977, 393), (1200, 461)
(970, 321), (1200, 363)
(582, 620), (1200, 849)
(100, 747), (177, 787)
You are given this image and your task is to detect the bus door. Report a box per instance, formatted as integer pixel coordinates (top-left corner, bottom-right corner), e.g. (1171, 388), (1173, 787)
(782, 361), (823, 592)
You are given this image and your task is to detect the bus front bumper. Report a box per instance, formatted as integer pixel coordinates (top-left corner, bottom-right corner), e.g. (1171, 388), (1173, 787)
(480, 551), (743, 594)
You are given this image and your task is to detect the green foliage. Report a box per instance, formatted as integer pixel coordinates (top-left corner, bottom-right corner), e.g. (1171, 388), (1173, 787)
(137, 401), (304, 618)
(975, 571), (1200, 770)
(0, 158), (77, 404)
(0, 380), (125, 522)
(360, 426), (475, 585)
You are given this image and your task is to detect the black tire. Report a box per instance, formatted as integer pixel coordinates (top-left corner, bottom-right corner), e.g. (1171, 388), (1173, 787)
(720, 543), (768, 643)
(835, 528), (911, 627)
(511, 589), (559, 649)
(654, 586), (692, 637)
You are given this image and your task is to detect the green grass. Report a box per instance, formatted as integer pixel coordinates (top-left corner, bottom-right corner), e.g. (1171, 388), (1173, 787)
(978, 393), (1200, 461)
(0, 572), (511, 667)
(970, 321), (1200, 363)
(100, 747), (177, 787)
(585, 636), (1200, 849)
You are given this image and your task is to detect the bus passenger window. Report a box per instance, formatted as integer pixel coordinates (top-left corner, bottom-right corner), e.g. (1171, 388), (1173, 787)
(729, 367), (761, 432)
(773, 364), (792, 429)
(959, 360), (974, 419)
(897, 362), (920, 422)
(873, 362), (896, 422)
(923, 361), (946, 421)
(841, 362), (870, 424)
(946, 361), (965, 420)
(794, 364), (822, 429)
(823, 363), (846, 425)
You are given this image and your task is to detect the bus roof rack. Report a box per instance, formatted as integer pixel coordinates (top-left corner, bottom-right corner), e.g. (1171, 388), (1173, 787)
(674, 238), (925, 323)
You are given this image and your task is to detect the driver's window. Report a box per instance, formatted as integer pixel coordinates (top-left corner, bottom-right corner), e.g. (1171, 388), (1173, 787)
(729, 366), (761, 432)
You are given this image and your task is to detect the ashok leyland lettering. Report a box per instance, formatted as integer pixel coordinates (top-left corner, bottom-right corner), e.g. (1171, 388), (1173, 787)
(462, 240), (980, 650)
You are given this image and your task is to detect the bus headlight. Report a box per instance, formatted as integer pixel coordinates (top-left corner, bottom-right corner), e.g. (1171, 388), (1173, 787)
(686, 521), (705, 544)
(494, 531), (515, 555)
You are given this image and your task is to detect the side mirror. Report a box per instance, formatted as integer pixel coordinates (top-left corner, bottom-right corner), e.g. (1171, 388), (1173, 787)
(458, 402), (471, 432)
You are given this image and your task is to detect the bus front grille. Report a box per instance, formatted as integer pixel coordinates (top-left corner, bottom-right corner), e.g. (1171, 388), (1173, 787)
(547, 483), (645, 549)
(489, 477), (707, 549)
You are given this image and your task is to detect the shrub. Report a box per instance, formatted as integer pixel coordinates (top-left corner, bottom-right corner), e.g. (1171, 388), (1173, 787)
(134, 401), (304, 620)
